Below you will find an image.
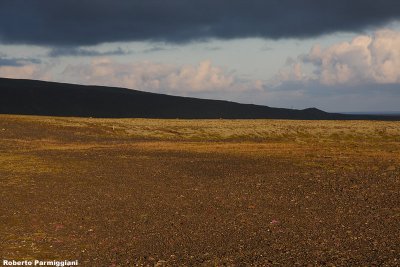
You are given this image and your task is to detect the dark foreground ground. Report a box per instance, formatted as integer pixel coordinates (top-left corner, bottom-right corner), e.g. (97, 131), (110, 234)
(0, 116), (399, 266)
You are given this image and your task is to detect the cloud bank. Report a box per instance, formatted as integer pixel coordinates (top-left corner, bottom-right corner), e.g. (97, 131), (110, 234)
(0, 63), (51, 81)
(276, 29), (400, 86)
(0, 54), (48, 79)
(1, 1), (400, 46)
(48, 47), (130, 57)
(0, 54), (41, 67)
(61, 59), (263, 94)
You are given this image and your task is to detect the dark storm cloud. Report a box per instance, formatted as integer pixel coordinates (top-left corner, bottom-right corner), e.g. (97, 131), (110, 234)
(0, 0), (399, 46)
(48, 47), (130, 57)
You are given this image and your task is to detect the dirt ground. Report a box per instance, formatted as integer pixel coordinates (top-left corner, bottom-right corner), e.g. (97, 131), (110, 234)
(0, 115), (399, 266)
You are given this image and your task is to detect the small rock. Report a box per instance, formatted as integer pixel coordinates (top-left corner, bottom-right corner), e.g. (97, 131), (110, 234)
(155, 260), (167, 267)
(386, 166), (396, 171)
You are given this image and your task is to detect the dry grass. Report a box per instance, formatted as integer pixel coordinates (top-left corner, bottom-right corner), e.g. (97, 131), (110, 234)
(34, 116), (400, 141)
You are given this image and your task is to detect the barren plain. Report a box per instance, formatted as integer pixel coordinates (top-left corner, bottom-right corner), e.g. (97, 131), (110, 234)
(0, 115), (399, 266)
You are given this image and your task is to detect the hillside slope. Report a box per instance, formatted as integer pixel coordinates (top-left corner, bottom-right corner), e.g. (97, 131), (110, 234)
(0, 78), (398, 120)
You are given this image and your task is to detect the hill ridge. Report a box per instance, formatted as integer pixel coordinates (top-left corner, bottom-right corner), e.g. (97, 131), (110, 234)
(0, 77), (398, 120)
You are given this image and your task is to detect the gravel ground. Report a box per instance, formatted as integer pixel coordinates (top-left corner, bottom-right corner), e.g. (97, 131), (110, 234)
(0, 115), (399, 266)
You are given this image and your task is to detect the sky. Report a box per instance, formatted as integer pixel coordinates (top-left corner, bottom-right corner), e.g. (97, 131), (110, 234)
(1, 1), (400, 112)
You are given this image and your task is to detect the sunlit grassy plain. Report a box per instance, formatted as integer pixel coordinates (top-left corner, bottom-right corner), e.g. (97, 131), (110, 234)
(1, 115), (399, 266)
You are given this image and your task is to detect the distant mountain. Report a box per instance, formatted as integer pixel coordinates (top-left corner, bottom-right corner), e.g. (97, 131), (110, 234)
(342, 111), (400, 116)
(0, 78), (399, 120)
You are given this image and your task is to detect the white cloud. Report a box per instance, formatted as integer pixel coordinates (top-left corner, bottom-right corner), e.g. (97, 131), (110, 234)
(272, 60), (308, 86)
(0, 64), (52, 81)
(62, 59), (263, 94)
(369, 29), (400, 83)
(275, 29), (400, 86)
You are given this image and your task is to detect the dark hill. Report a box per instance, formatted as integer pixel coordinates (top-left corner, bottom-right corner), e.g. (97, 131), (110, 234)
(0, 78), (398, 120)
